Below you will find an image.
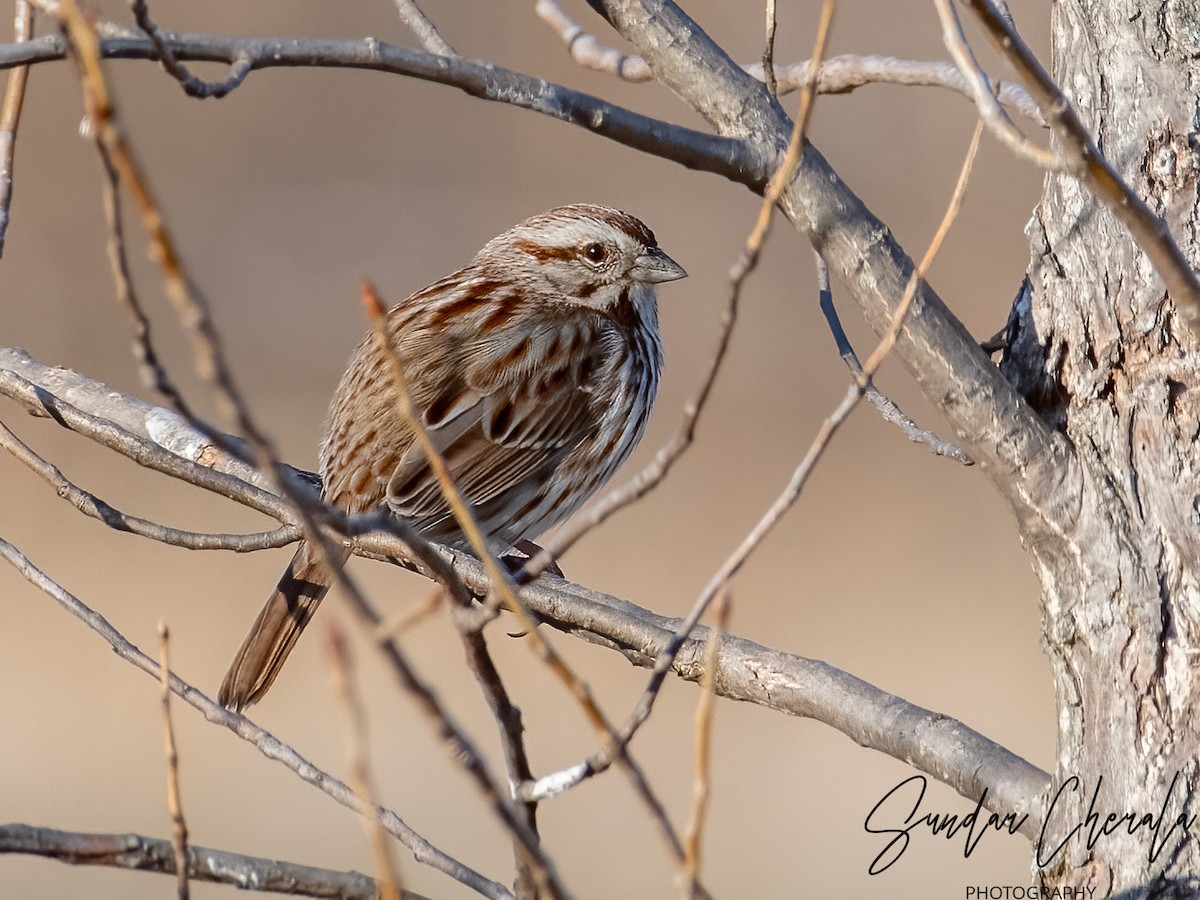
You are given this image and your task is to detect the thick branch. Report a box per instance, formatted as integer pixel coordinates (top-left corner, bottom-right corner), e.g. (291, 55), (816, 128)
(0, 823), (405, 899)
(519, 570), (1049, 838)
(0, 346), (1051, 832)
(0, 30), (765, 189)
(594, 0), (1077, 542)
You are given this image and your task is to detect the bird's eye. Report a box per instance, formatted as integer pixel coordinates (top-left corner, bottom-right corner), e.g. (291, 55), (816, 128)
(583, 243), (607, 265)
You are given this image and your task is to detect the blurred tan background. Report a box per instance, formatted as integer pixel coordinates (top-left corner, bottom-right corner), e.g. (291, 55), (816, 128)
(2, 1), (1054, 897)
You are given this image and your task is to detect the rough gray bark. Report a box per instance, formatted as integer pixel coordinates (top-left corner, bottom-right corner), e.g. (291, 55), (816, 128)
(1003, 0), (1200, 894)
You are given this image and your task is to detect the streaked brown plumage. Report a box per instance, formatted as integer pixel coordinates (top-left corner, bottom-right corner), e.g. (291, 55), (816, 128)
(218, 204), (686, 711)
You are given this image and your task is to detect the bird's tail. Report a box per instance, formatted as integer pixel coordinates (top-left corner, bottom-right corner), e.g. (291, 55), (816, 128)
(218, 540), (347, 711)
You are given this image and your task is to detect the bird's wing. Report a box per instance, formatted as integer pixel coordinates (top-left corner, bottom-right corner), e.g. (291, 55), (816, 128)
(385, 315), (609, 538)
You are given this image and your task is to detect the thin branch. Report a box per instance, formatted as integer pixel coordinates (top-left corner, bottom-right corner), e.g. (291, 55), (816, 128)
(158, 624), (190, 900)
(452, 609), (541, 896)
(932, 0), (1058, 169)
(95, 86), (198, 415)
(815, 254), (973, 464)
(375, 585), (445, 640)
(682, 591), (728, 896)
(0, 0), (32, 257)
(0, 823), (421, 899)
(0, 350), (1051, 832)
(0, 348), (286, 496)
(0, 415), (300, 550)
(535, 0), (1044, 122)
(130, 0), (250, 97)
(761, 0), (778, 96)
(0, 536), (512, 899)
(744, 56), (1044, 122)
(0, 372), (291, 525)
(394, 0), (455, 56)
(0, 29), (765, 188)
(959, 0), (1200, 334)
(325, 624), (404, 900)
(860, 121), (984, 375)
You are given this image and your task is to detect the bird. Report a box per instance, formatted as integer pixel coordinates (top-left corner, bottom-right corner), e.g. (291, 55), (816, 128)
(218, 204), (686, 711)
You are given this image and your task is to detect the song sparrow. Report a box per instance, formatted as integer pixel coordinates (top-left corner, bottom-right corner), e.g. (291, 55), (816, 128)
(219, 204), (686, 711)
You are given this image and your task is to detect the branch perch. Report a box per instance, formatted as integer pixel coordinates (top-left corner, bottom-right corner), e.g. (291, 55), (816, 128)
(0, 345), (1051, 835)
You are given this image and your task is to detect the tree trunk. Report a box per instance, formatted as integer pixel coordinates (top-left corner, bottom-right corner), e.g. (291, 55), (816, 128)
(1010, 0), (1200, 894)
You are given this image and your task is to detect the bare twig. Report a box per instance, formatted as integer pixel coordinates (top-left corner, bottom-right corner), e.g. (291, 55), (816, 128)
(959, 0), (1200, 334)
(0, 536), (512, 898)
(761, 0), (777, 96)
(95, 114), (197, 414)
(814, 254), (973, 464)
(0, 415), (300, 550)
(157, 624), (189, 900)
(534, 0), (642, 80)
(453, 613), (540, 895)
(0, 29), (765, 189)
(326, 624), (404, 900)
(535, 0), (1043, 122)
(394, 0), (455, 56)
(860, 121), (983, 375)
(130, 0), (250, 97)
(375, 586), (445, 640)
(932, 0), (1058, 169)
(0, 0), (32, 257)
(0, 823), (415, 899)
(682, 591), (729, 896)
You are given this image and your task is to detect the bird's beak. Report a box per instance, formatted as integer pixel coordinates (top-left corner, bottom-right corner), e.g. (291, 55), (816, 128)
(632, 246), (687, 284)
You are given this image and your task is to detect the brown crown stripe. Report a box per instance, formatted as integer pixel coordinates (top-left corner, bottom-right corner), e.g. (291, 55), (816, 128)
(511, 238), (578, 263)
(545, 205), (658, 248)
